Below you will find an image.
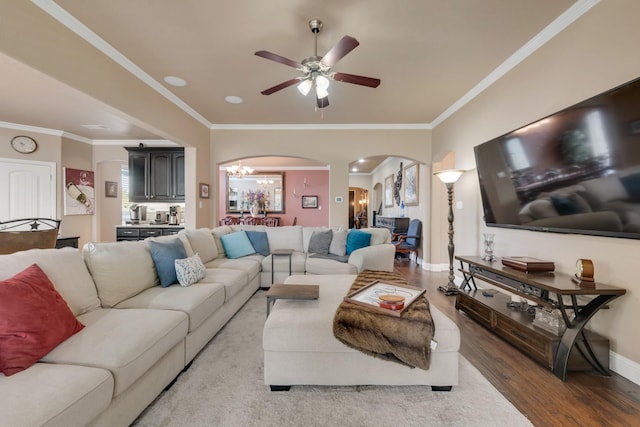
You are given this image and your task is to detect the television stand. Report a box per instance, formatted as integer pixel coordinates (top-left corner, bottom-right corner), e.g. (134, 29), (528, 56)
(455, 256), (626, 381)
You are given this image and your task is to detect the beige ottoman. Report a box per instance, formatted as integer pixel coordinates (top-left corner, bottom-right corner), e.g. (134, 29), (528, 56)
(263, 274), (460, 391)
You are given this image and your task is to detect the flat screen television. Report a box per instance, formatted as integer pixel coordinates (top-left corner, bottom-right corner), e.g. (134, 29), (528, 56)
(474, 76), (640, 240)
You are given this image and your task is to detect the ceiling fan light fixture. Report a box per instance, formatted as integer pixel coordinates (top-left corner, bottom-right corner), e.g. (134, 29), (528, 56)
(297, 79), (312, 96)
(315, 75), (330, 99)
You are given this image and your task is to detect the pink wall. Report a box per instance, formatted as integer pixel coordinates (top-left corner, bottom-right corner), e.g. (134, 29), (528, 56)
(218, 169), (329, 226)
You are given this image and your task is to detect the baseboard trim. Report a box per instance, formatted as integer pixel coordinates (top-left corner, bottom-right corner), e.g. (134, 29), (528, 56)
(610, 351), (640, 386)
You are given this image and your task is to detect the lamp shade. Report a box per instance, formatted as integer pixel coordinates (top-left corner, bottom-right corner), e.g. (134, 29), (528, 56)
(434, 169), (465, 184)
(297, 79), (312, 96)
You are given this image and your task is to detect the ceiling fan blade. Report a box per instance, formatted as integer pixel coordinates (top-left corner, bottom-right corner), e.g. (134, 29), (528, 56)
(261, 78), (302, 95)
(321, 36), (359, 68)
(331, 72), (381, 88)
(255, 50), (303, 70)
(316, 96), (329, 109)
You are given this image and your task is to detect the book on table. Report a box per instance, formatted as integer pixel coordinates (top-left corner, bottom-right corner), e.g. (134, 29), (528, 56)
(501, 256), (555, 273)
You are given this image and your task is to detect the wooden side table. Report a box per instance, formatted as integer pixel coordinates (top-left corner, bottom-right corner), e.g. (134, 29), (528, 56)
(266, 284), (319, 317)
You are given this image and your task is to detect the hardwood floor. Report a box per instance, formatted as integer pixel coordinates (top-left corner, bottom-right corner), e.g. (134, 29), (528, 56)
(394, 261), (640, 427)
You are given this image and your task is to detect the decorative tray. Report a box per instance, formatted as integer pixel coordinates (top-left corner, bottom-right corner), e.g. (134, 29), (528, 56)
(344, 280), (426, 317)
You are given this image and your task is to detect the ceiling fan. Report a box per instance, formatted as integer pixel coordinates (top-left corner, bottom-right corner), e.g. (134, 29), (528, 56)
(255, 19), (381, 109)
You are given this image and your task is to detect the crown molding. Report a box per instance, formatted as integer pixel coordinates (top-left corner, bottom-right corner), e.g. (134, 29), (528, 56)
(92, 139), (178, 146)
(430, 0), (600, 128)
(211, 123), (432, 131)
(0, 121), (91, 143)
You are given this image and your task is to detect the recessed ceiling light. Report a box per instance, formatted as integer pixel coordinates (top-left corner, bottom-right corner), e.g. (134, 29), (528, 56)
(352, 167), (358, 172)
(225, 96), (243, 104)
(358, 159), (366, 163)
(164, 76), (187, 87)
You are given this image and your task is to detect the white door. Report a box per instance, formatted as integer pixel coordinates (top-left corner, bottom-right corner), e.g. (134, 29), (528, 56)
(0, 158), (56, 220)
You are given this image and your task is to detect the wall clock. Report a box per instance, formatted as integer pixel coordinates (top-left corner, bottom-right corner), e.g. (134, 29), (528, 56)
(11, 136), (38, 154)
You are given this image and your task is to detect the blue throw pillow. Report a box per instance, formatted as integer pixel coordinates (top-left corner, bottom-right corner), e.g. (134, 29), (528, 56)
(550, 194), (584, 215)
(346, 230), (371, 255)
(620, 173), (640, 201)
(245, 230), (270, 256)
(220, 231), (257, 259)
(148, 238), (188, 288)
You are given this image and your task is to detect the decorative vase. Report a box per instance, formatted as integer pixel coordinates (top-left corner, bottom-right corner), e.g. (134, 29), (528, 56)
(482, 233), (495, 262)
(249, 205), (260, 218)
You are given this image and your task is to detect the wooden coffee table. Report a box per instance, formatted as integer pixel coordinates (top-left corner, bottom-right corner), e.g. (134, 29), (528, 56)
(266, 284), (319, 317)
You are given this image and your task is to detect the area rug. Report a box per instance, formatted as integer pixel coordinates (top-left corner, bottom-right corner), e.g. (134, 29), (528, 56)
(133, 290), (532, 427)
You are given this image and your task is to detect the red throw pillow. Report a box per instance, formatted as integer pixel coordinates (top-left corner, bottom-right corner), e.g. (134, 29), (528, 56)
(0, 264), (84, 376)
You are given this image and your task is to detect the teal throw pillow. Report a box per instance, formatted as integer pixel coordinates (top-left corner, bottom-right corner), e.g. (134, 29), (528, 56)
(346, 230), (371, 255)
(220, 231), (257, 259)
(245, 230), (270, 256)
(149, 238), (188, 287)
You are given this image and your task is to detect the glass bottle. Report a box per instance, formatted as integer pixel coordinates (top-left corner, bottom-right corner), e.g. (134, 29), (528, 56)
(66, 182), (92, 208)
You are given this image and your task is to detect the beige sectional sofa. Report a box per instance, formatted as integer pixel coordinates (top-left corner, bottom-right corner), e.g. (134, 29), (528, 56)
(0, 225), (394, 426)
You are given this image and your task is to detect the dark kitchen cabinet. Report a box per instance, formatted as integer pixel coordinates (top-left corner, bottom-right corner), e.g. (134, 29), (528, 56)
(126, 147), (185, 202)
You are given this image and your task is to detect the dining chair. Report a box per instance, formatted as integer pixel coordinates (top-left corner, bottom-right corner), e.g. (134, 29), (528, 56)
(0, 218), (61, 254)
(391, 218), (422, 264)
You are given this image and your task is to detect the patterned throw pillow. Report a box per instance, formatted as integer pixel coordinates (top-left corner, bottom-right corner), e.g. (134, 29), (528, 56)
(175, 253), (207, 287)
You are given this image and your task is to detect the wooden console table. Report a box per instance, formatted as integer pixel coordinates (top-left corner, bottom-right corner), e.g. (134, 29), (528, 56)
(455, 256), (625, 381)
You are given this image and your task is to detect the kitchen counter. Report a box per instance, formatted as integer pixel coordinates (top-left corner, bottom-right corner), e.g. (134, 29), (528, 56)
(116, 224), (184, 241)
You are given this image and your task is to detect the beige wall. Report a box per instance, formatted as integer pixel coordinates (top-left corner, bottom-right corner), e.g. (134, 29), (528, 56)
(210, 129), (432, 228)
(432, 0), (640, 366)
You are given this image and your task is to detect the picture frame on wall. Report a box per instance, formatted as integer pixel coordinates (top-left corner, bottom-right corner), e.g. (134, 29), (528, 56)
(64, 167), (95, 215)
(384, 174), (394, 207)
(302, 195), (318, 208)
(404, 163), (419, 206)
(199, 183), (210, 199)
(105, 181), (118, 198)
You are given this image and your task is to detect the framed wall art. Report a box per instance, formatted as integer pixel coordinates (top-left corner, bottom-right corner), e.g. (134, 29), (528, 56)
(64, 167), (95, 215)
(384, 174), (394, 207)
(105, 181), (118, 198)
(302, 195), (318, 208)
(404, 163), (419, 206)
(199, 183), (210, 199)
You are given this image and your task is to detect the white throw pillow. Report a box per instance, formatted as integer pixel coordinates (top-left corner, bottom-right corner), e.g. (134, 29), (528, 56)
(329, 229), (348, 256)
(175, 253), (207, 287)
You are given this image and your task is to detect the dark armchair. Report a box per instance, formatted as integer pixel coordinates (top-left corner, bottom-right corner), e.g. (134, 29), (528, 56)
(392, 218), (422, 264)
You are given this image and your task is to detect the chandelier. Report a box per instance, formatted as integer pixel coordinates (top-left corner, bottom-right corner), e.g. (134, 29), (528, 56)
(226, 161), (254, 177)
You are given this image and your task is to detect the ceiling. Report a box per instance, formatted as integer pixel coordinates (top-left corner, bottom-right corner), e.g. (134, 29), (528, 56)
(1, 0), (584, 171)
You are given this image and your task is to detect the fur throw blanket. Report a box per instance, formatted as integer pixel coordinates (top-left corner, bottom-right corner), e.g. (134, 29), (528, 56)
(332, 270), (434, 370)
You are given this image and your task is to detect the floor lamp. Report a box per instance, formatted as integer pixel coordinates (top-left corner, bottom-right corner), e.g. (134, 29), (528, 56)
(434, 169), (465, 296)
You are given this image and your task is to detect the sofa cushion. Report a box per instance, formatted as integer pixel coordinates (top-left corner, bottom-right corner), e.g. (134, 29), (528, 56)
(83, 240), (159, 307)
(582, 175), (629, 204)
(266, 226), (304, 252)
(306, 256), (357, 274)
(329, 229), (348, 256)
(261, 251), (307, 274)
(245, 230), (270, 256)
(181, 228), (218, 263)
(221, 231), (257, 259)
(175, 253), (207, 287)
(346, 230), (371, 255)
(0, 247), (100, 316)
(211, 225), (233, 256)
(42, 307), (188, 396)
(0, 264), (85, 376)
(308, 229), (333, 254)
(115, 282), (225, 332)
(201, 268), (248, 302)
(359, 227), (391, 245)
(149, 238), (188, 287)
(205, 256), (262, 282)
(0, 363), (113, 427)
